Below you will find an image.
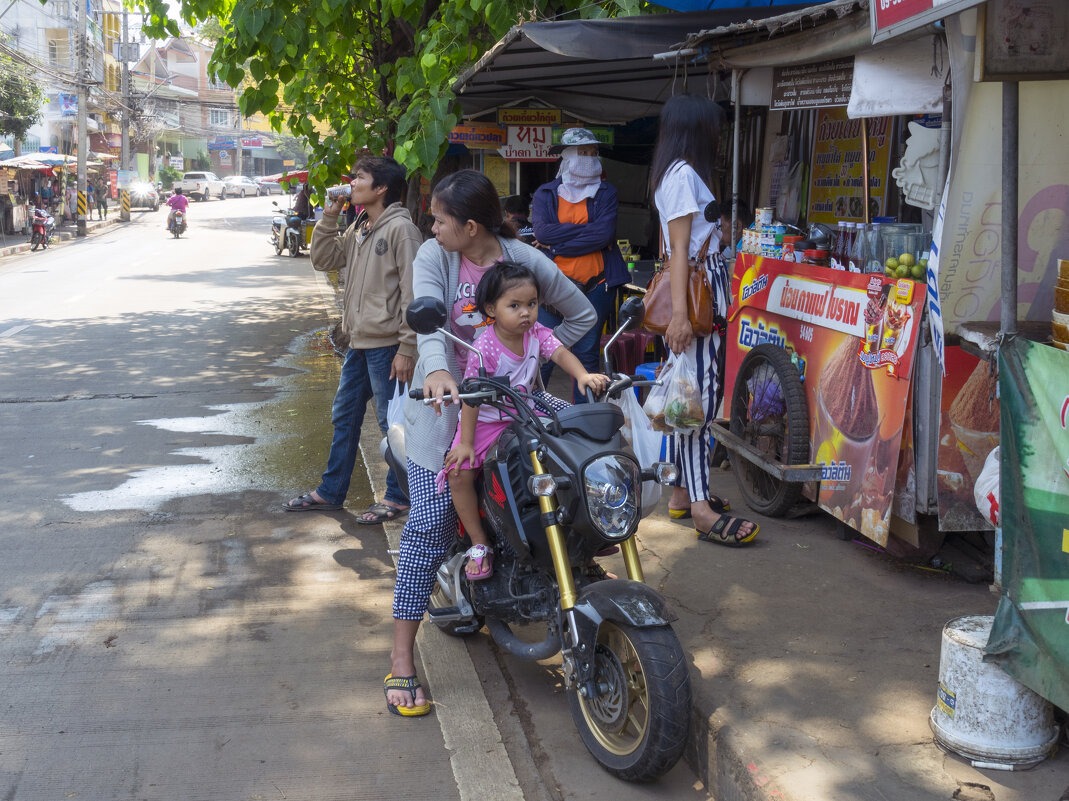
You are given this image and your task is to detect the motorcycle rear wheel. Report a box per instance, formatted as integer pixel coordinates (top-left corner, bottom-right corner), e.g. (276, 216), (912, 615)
(30, 232), (41, 251)
(568, 621), (691, 782)
(288, 232), (300, 257)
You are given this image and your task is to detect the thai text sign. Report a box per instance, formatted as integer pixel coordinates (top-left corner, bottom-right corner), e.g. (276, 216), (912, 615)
(728, 255), (926, 545)
(771, 59), (854, 111)
(871, 0), (985, 43)
(807, 107), (892, 224)
(448, 124), (506, 149)
(498, 126), (556, 162)
(497, 108), (561, 125)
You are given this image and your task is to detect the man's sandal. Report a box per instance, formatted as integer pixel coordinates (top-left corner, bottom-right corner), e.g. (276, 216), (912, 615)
(696, 514), (759, 547)
(668, 495), (731, 520)
(384, 673), (431, 717)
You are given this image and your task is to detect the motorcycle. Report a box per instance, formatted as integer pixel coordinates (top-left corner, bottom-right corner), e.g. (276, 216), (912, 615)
(386, 296), (692, 781)
(29, 208), (55, 251)
(270, 201), (304, 257)
(169, 210), (186, 239)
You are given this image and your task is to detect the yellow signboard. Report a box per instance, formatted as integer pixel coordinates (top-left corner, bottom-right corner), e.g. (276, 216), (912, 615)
(497, 107), (562, 126)
(807, 107), (892, 224)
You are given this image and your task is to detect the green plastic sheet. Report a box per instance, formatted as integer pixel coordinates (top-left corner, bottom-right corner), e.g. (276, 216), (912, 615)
(985, 338), (1069, 712)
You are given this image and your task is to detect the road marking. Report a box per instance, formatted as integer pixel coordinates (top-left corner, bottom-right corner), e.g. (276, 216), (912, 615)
(0, 324), (30, 338)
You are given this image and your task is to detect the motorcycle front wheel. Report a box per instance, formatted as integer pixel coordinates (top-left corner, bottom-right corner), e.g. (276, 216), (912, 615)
(273, 233), (284, 256)
(568, 621), (691, 782)
(30, 232), (41, 251)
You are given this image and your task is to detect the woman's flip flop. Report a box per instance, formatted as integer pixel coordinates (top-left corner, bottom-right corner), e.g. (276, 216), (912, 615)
(668, 495), (731, 519)
(696, 514), (759, 547)
(384, 673), (431, 717)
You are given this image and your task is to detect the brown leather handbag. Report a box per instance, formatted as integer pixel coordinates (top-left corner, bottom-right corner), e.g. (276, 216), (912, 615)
(641, 230), (715, 337)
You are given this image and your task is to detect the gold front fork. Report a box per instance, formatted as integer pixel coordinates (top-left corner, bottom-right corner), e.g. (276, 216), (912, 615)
(529, 449), (577, 610)
(620, 536), (645, 583)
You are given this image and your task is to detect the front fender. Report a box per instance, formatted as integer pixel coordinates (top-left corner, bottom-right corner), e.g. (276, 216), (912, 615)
(567, 580), (678, 689)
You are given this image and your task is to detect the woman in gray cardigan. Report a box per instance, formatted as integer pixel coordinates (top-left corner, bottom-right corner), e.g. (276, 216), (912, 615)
(385, 170), (595, 716)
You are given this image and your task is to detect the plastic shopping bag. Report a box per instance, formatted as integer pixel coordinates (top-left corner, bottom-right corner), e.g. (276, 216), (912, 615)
(612, 388), (663, 517)
(973, 446), (1000, 527)
(663, 350), (705, 431)
(386, 382), (407, 430)
(642, 356), (675, 433)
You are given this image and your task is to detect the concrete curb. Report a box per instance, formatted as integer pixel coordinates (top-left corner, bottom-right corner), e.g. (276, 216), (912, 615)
(1, 216), (122, 259)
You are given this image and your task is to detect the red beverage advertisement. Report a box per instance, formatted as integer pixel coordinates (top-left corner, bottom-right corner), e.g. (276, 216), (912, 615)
(727, 254), (927, 545)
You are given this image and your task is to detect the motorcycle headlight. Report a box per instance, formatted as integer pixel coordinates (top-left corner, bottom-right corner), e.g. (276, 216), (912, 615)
(583, 455), (639, 539)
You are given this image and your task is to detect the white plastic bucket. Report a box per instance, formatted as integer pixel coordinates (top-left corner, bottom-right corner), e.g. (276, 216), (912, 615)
(929, 615), (1059, 769)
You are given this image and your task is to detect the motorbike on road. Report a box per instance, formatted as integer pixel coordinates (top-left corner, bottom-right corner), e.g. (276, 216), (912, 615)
(30, 208), (56, 251)
(270, 201), (305, 257)
(386, 296), (692, 782)
(169, 210), (186, 238)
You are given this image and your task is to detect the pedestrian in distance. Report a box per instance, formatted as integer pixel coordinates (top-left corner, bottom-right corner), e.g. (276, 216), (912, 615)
(650, 93), (758, 547)
(283, 157), (418, 524)
(531, 127), (629, 402)
(86, 180), (96, 220)
(95, 178), (108, 220)
(385, 169), (595, 716)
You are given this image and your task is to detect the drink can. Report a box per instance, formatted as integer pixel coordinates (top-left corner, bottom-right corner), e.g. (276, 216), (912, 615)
(326, 184), (351, 200)
(756, 207), (774, 226)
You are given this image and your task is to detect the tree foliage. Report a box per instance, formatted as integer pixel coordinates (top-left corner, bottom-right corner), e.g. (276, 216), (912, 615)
(134, 0), (647, 187)
(0, 39), (45, 152)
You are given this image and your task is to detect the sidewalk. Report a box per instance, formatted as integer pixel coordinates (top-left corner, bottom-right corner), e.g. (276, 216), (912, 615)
(0, 215), (121, 258)
(624, 470), (1068, 800)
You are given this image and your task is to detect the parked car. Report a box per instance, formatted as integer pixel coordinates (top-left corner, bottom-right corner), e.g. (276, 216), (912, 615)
(224, 175), (260, 198)
(253, 176), (283, 195)
(129, 181), (160, 211)
(173, 171), (226, 202)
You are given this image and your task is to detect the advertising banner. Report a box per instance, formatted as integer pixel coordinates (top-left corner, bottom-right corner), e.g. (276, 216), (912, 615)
(728, 254), (926, 544)
(985, 338), (1069, 712)
(870, 0), (985, 44)
(935, 347), (998, 531)
(807, 107), (893, 225)
(497, 108), (561, 126)
(770, 58), (854, 111)
(448, 124), (506, 150)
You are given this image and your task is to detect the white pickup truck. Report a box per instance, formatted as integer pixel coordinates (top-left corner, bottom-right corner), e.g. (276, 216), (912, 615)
(174, 171), (227, 202)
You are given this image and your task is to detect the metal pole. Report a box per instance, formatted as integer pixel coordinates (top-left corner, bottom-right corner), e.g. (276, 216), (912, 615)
(731, 69), (741, 250)
(1001, 82), (1018, 339)
(121, 6), (130, 172)
(76, 0), (88, 237)
(861, 118), (870, 225)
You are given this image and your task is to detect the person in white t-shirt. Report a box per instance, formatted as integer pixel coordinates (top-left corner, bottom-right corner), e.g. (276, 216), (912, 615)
(650, 94), (758, 548)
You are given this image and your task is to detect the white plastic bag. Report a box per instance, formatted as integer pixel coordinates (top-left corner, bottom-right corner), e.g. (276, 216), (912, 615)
(642, 356), (675, 433)
(386, 382), (407, 430)
(973, 446), (1000, 527)
(662, 349), (704, 431)
(612, 388), (663, 517)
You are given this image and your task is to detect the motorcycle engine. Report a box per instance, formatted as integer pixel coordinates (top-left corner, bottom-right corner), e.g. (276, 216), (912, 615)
(469, 554), (557, 623)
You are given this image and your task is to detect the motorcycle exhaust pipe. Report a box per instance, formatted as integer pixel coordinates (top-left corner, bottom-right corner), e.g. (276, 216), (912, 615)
(486, 617), (560, 661)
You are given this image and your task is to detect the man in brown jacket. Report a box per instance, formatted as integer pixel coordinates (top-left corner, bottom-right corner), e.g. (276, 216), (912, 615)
(284, 157), (419, 523)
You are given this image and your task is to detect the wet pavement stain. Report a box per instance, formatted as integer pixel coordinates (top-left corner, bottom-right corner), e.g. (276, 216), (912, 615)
(60, 329), (353, 512)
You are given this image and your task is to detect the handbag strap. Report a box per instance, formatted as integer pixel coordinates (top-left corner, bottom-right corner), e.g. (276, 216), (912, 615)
(658, 225), (716, 265)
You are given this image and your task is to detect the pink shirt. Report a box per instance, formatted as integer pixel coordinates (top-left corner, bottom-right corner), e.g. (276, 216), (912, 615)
(450, 255), (499, 372)
(465, 322), (562, 424)
(167, 194), (189, 213)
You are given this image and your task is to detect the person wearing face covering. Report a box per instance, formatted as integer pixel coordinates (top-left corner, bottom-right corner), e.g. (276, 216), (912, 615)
(531, 128), (628, 401)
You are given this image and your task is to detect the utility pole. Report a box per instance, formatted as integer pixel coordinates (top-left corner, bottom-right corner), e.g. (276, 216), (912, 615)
(121, 6), (130, 172)
(235, 111), (243, 176)
(76, 0), (88, 237)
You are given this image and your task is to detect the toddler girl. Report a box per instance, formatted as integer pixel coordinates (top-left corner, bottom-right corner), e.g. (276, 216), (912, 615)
(441, 261), (608, 579)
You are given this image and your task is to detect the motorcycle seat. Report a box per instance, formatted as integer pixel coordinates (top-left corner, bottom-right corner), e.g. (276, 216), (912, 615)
(556, 403), (623, 442)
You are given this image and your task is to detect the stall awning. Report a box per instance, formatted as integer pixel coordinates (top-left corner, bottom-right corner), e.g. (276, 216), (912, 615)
(451, 7), (815, 123)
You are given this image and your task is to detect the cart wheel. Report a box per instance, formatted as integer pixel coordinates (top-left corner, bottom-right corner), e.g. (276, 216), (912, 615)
(729, 343), (809, 517)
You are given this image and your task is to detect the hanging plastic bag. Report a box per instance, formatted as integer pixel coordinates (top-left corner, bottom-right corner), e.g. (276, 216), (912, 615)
(386, 382), (407, 430)
(973, 446), (1000, 527)
(663, 349), (705, 431)
(612, 388), (663, 517)
(642, 356), (675, 433)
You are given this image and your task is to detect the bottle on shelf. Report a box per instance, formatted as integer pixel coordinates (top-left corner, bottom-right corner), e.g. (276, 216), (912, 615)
(866, 223), (884, 273)
(830, 221), (847, 269)
(849, 222), (868, 273)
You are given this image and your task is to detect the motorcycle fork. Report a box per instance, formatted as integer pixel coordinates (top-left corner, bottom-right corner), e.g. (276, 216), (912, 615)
(528, 448), (576, 610)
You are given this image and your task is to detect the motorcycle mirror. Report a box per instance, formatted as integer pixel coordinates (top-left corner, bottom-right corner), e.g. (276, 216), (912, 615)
(406, 296), (448, 335)
(618, 296), (645, 331)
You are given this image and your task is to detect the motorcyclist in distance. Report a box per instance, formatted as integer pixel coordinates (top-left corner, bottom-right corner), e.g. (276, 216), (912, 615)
(166, 187), (189, 232)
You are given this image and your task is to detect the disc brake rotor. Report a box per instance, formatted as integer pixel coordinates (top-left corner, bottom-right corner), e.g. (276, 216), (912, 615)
(586, 643), (630, 733)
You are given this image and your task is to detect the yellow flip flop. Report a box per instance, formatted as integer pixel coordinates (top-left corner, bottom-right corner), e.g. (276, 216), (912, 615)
(384, 673), (431, 717)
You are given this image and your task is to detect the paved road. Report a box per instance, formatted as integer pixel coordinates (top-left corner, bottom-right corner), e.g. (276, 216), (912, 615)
(0, 198), (713, 800)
